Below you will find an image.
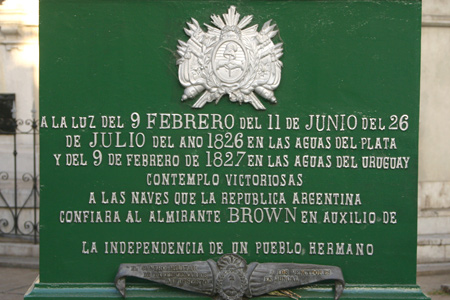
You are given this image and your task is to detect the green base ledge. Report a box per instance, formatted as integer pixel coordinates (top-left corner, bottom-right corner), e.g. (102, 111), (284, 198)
(25, 277), (430, 300)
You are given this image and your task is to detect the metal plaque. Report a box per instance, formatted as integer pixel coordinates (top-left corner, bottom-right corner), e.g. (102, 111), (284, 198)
(115, 254), (345, 300)
(30, 1), (425, 300)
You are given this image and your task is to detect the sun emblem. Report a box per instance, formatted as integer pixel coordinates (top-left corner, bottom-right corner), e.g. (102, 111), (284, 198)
(177, 6), (283, 110)
(216, 254), (248, 300)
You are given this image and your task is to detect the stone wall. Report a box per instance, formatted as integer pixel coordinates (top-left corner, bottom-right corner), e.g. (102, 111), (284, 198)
(418, 0), (450, 264)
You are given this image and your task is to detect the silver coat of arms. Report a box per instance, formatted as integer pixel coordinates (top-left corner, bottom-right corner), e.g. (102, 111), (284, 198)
(177, 6), (283, 110)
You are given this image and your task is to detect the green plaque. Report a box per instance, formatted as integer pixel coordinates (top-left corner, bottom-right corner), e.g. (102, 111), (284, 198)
(27, 0), (428, 299)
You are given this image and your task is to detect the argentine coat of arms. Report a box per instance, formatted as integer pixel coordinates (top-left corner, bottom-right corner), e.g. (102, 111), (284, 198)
(177, 6), (283, 110)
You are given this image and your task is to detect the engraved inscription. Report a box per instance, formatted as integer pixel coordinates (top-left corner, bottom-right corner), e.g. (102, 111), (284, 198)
(44, 111), (407, 258)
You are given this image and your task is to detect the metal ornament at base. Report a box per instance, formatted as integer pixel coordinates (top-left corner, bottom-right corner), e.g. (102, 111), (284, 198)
(115, 254), (345, 300)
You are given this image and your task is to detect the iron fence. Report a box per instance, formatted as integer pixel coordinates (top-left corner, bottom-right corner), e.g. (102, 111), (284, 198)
(0, 102), (39, 244)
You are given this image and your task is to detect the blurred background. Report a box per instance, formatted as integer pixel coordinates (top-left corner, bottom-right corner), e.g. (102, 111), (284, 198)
(0, 0), (448, 299)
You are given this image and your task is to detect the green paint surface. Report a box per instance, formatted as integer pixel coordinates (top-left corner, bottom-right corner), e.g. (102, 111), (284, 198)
(35, 0), (423, 298)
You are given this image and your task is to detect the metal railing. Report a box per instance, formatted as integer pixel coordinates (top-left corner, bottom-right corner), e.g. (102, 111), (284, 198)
(0, 105), (39, 244)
